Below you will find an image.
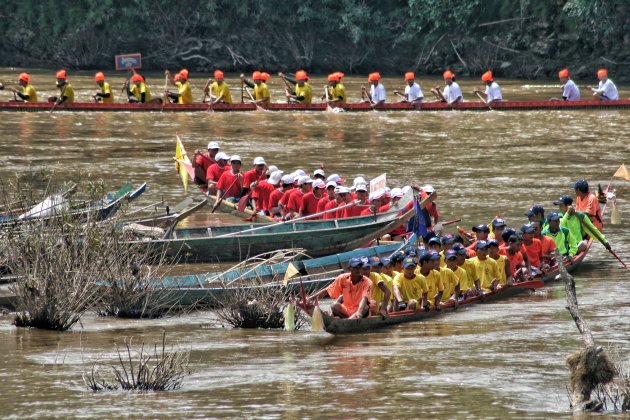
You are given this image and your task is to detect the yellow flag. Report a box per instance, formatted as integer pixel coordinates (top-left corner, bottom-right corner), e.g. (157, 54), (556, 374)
(175, 135), (190, 193)
(283, 262), (300, 285)
(613, 164), (630, 181)
(311, 306), (325, 332)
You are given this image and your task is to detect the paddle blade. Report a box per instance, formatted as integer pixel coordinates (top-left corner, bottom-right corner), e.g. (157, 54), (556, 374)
(283, 303), (296, 331)
(311, 306), (325, 332)
(175, 136), (190, 193)
(237, 195), (249, 212)
(613, 163), (630, 181)
(611, 200), (620, 225)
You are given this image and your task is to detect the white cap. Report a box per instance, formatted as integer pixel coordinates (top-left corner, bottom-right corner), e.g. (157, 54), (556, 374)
(355, 183), (368, 192)
(390, 187), (404, 198)
(313, 169), (325, 177)
(294, 169), (306, 177)
(326, 180), (337, 188)
(267, 165), (279, 175)
(281, 174), (294, 184)
(422, 184), (435, 193)
(230, 154), (242, 162)
(207, 141), (220, 150)
(312, 179), (325, 189)
(338, 186), (351, 194)
(326, 174), (345, 185)
(353, 176), (367, 187)
(298, 176), (313, 186)
(215, 152), (229, 161)
(368, 191), (383, 201)
(253, 156), (266, 166)
(268, 171), (284, 186)
(384, 187), (391, 197)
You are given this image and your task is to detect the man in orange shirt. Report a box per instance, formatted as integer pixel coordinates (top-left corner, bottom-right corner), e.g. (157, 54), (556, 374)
(573, 179), (603, 231)
(520, 224), (543, 275)
(309, 257), (372, 319)
(531, 221), (556, 267)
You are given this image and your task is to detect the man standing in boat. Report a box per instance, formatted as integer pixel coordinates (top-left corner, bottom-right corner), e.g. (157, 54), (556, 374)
(589, 69), (619, 101)
(11, 72), (37, 103)
(558, 68), (580, 101)
(362, 72), (386, 107)
(473, 71), (502, 103)
(572, 179), (603, 231)
(309, 257), (372, 319)
(394, 72), (424, 103)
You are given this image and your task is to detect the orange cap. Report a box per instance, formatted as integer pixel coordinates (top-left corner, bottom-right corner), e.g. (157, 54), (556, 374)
(18, 72), (29, 83)
(94, 72), (105, 82)
(443, 70), (455, 80)
(334, 71), (345, 80)
(327, 73), (338, 82)
(56, 70), (67, 79)
(214, 70), (224, 79)
(131, 74), (143, 83)
(261, 72), (270, 81)
(179, 69), (189, 80)
(368, 72), (381, 81)
(597, 69), (607, 79)
(481, 71), (493, 82)
(174, 72), (181, 81)
(404, 72), (414, 81)
(252, 71), (262, 80)
(295, 70), (308, 80)
(558, 68), (569, 78)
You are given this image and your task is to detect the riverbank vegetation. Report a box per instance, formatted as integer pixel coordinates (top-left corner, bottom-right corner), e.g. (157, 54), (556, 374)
(1, 0), (628, 80)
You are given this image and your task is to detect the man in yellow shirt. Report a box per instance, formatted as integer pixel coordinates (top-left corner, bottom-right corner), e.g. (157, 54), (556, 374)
(365, 256), (391, 317)
(445, 250), (467, 301)
(93, 72), (114, 103)
(241, 71), (270, 104)
(326, 72), (346, 105)
(419, 251), (444, 310)
(51, 70), (74, 104)
(11, 72), (37, 103)
(127, 74), (161, 103)
(280, 70), (313, 104)
(488, 239), (512, 287)
(166, 69), (193, 104)
(393, 257), (427, 311)
(452, 243), (478, 297)
(206, 70), (232, 104)
(470, 241), (500, 292)
(439, 250), (461, 305)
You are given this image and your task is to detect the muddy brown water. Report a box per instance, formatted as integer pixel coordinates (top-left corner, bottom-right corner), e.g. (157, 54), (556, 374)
(0, 69), (629, 417)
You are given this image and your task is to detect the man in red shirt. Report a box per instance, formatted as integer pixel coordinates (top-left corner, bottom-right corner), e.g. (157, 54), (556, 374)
(205, 152), (231, 195)
(215, 155), (244, 202)
(520, 224), (543, 275)
(253, 169), (281, 214)
(360, 191), (383, 216)
(192, 141), (220, 185)
(278, 174), (296, 219)
(573, 179), (603, 230)
(344, 183), (368, 218)
(299, 179), (325, 219)
(242, 156), (268, 210)
(317, 181), (337, 213)
(285, 176), (313, 220)
(265, 171), (285, 218)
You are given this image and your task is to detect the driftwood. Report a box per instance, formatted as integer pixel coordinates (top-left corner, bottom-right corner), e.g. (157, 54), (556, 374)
(558, 249), (617, 412)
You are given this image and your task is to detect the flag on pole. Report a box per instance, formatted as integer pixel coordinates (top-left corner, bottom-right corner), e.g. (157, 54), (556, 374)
(283, 262), (300, 285)
(175, 134), (190, 192)
(613, 164), (630, 181)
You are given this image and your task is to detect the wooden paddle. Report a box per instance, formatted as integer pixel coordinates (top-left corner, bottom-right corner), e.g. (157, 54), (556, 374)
(244, 86), (265, 111)
(161, 71), (169, 111)
(50, 83), (67, 114)
(474, 91), (493, 110)
(575, 210), (627, 268)
(240, 74), (245, 104)
(201, 77), (212, 103)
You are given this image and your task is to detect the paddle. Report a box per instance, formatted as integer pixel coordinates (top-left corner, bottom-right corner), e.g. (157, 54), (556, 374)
(161, 71), (169, 111)
(201, 77), (212, 103)
(323, 84), (334, 112)
(211, 172), (243, 214)
(393, 90), (408, 101)
(575, 210), (627, 268)
(237, 166), (267, 213)
(244, 86), (265, 111)
(49, 83), (67, 114)
(240, 74), (245, 103)
(474, 91), (492, 110)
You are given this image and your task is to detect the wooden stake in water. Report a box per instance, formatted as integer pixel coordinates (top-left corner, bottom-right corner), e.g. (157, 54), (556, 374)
(611, 198), (620, 225)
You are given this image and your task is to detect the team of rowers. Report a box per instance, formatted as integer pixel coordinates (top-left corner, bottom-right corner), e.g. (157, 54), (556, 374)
(4, 67), (620, 106)
(306, 178), (609, 319)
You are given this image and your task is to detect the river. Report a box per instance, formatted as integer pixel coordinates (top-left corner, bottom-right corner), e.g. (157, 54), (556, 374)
(0, 69), (629, 418)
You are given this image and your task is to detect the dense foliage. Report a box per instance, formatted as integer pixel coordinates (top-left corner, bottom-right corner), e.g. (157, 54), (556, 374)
(1, 0), (628, 79)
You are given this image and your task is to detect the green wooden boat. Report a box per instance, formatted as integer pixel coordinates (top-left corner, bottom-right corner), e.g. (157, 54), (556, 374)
(135, 189), (415, 263)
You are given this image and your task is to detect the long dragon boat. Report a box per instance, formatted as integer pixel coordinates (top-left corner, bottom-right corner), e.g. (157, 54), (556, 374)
(2, 99), (630, 112)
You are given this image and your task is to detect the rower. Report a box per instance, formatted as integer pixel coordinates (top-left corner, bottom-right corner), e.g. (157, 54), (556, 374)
(366, 256), (392, 317)
(474, 70), (502, 103)
(344, 183), (368, 218)
(432, 70), (463, 104)
(362, 72), (386, 107)
(10, 72), (37, 103)
(419, 251), (443, 310)
(299, 179), (325, 219)
(280, 70), (313, 104)
(519, 224), (543, 275)
(309, 257), (372, 319)
(323, 185), (346, 220)
(50, 70), (74, 104)
(467, 224), (490, 255)
(444, 250), (468, 300)
(589, 69), (619, 101)
(207, 70), (233, 104)
(205, 152), (231, 195)
(267, 172), (288, 218)
(127, 73), (161, 103)
(541, 212), (572, 262)
(505, 234), (532, 282)
(572, 179), (603, 230)
(192, 141), (220, 185)
(285, 176), (313, 220)
(470, 240), (500, 292)
(241, 71), (270, 104)
(393, 257), (427, 311)
(525, 204), (546, 226)
(531, 221), (556, 267)
(326, 72), (346, 106)
(242, 156), (268, 211)
(313, 169), (326, 181)
(489, 217), (507, 246)
(394, 72), (423, 103)
(557, 68), (580, 101)
(552, 194), (610, 255)
(215, 155), (244, 202)
(438, 250), (460, 305)
(487, 239), (512, 287)
(93, 72), (114, 104)
(318, 180), (337, 213)
(360, 191), (383, 216)
(165, 70), (193, 104)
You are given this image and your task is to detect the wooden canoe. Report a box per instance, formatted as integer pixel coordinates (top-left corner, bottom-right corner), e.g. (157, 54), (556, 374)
(2, 99), (630, 112)
(133, 190), (415, 263)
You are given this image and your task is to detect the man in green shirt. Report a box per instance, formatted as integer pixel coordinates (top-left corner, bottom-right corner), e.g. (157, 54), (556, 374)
(552, 195), (610, 257)
(542, 211), (571, 260)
